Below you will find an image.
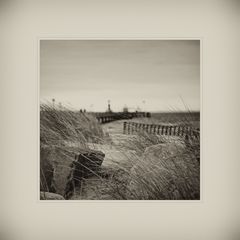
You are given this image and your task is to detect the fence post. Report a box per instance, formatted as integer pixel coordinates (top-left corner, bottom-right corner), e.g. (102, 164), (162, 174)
(161, 126), (165, 135)
(181, 126), (185, 137)
(147, 124), (151, 134)
(165, 126), (168, 135)
(127, 122), (130, 134)
(173, 126), (176, 136)
(150, 124), (153, 134)
(180, 126), (184, 136)
(136, 122), (139, 133)
(130, 122), (134, 134)
(178, 126), (181, 136)
(123, 122), (127, 134)
(178, 126), (182, 136)
(176, 126), (180, 136)
(153, 125), (156, 134)
(132, 122), (135, 133)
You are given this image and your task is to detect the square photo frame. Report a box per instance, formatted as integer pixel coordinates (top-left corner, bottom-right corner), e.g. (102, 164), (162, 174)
(1, 1), (239, 240)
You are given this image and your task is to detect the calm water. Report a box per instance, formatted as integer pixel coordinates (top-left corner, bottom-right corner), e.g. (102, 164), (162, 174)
(151, 112), (200, 128)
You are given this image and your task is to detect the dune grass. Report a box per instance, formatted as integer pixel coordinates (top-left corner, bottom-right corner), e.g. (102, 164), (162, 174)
(40, 102), (105, 148)
(88, 116), (200, 200)
(40, 102), (200, 200)
(40, 102), (107, 197)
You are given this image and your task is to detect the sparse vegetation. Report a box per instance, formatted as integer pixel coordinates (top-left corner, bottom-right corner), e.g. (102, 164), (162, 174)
(90, 128), (200, 200)
(40, 102), (107, 198)
(40, 102), (105, 148)
(40, 103), (200, 200)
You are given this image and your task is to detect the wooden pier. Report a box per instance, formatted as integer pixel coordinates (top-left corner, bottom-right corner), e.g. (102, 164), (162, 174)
(95, 112), (151, 124)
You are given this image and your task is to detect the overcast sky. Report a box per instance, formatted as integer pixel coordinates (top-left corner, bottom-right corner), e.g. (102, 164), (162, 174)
(40, 40), (200, 112)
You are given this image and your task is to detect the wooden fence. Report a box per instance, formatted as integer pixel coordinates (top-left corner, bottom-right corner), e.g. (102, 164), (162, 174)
(123, 121), (200, 140)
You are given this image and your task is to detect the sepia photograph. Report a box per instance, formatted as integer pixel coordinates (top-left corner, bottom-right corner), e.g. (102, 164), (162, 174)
(40, 39), (200, 200)
(2, 0), (239, 239)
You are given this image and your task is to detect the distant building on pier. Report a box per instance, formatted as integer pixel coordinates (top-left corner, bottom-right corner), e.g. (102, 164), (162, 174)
(123, 105), (128, 113)
(107, 100), (112, 113)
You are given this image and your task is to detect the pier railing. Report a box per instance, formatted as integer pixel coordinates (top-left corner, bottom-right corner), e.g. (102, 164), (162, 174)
(95, 112), (151, 124)
(123, 121), (200, 140)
